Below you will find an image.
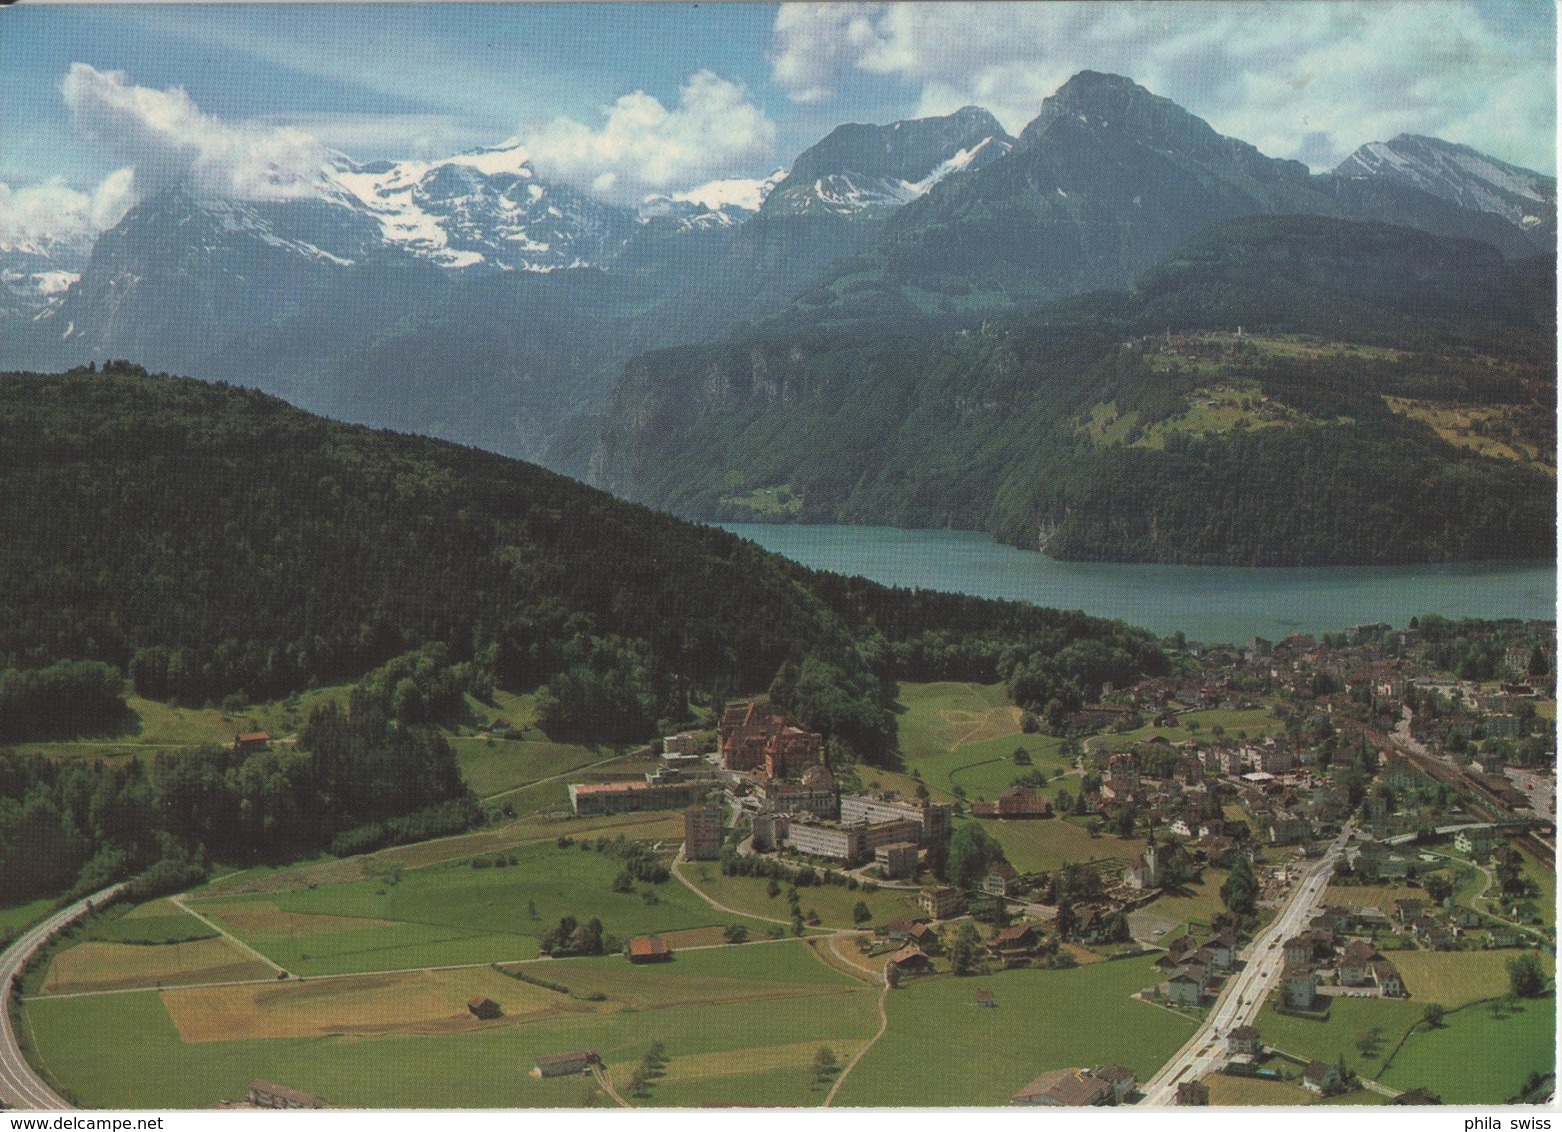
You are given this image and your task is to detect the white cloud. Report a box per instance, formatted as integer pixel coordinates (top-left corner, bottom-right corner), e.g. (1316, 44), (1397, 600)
(769, 2), (1556, 174)
(60, 62), (334, 202)
(521, 71), (778, 202)
(0, 170), (134, 254)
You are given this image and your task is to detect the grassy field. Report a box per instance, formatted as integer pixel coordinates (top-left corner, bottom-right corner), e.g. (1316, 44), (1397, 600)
(832, 955), (1192, 1105)
(22, 686), (353, 760)
(1379, 995), (1555, 1103)
(0, 898), (57, 941)
(24, 943), (879, 1108)
(1091, 706), (1283, 752)
(87, 900), (217, 945)
(40, 938), (275, 995)
(895, 682), (1070, 801)
(193, 841), (762, 975)
(1201, 1072), (1318, 1105)
(1255, 994), (1424, 1080)
(678, 865), (922, 930)
(1391, 949), (1553, 1009)
(1383, 397), (1554, 472)
(981, 815), (1143, 875)
(1148, 870), (1229, 928)
(1320, 883), (1426, 910)
(452, 735), (603, 799)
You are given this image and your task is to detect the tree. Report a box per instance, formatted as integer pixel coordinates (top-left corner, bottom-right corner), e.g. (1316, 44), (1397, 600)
(852, 900), (872, 925)
(947, 823), (1004, 891)
(1220, 853), (1258, 917)
(723, 924), (749, 944)
(950, 922), (982, 975)
(812, 1046), (839, 1083)
(1507, 953), (1546, 998)
(1423, 873), (1452, 905)
(885, 962), (902, 989)
(1422, 1003), (1446, 1029)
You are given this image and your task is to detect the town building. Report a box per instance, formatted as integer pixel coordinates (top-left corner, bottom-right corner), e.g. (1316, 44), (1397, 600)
(683, 804), (725, 861)
(1010, 1068), (1114, 1107)
(784, 817), (867, 863)
(569, 779), (712, 816)
(875, 841), (919, 880)
(840, 794), (951, 843)
(919, 885), (963, 920)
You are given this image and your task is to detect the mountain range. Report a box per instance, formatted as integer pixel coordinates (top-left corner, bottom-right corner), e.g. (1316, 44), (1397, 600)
(2, 70), (1554, 564)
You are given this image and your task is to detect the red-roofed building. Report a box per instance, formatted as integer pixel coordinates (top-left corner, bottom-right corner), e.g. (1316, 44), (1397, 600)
(627, 936), (672, 963)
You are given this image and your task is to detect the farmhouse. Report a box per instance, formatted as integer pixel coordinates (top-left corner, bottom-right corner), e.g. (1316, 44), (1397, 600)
(531, 1051), (600, 1078)
(885, 946), (933, 975)
(1302, 1060), (1344, 1096)
(1226, 1026), (1261, 1058)
(233, 732), (271, 755)
(627, 936), (672, 963)
(247, 1081), (324, 1109)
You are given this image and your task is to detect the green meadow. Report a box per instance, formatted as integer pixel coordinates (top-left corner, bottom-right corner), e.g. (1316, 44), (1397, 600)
(192, 842), (768, 975)
(24, 942), (879, 1109)
(1379, 996), (1555, 1104)
(832, 956), (1193, 1106)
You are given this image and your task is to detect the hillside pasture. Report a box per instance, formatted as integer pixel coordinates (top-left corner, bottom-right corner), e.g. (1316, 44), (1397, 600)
(195, 841), (761, 974)
(164, 966), (578, 1042)
(895, 682), (1070, 800)
(452, 735), (602, 799)
(24, 957), (880, 1108)
(1255, 995), (1423, 1079)
(1379, 995), (1556, 1103)
(678, 865), (921, 929)
(981, 815), (1143, 875)
(40, 938), (275, 995)
(832, 955), (1192, 1106)
(1391, 949), (1553, 1010)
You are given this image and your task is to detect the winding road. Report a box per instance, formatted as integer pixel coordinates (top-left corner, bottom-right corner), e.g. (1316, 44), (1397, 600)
(0, 885), (122, 1111)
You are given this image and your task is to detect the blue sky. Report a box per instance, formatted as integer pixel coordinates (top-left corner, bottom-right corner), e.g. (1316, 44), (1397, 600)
(1, 1), (1554, 246)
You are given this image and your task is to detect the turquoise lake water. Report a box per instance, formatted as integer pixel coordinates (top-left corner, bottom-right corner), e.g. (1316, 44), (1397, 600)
(722, 523), (1556, 644)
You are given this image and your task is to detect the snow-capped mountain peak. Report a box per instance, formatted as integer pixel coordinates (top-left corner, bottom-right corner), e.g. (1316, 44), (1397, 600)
(1335, 134), (1556, 240)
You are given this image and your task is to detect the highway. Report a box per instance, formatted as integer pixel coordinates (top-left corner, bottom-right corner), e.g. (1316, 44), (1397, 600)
(1138, 827), (1351, 1106)
(0, 885), (122, 1111)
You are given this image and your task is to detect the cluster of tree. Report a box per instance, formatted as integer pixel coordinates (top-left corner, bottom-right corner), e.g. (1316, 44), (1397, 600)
(1219, 853), (1258, 918)
(0, 368), (1166, 758)
(0, 660), (126, 743)
(945, 823), (1008, 891)
(539, 915), (616, 957)
(0, 688), (475, 904)
(627, 1042), (668, 1100)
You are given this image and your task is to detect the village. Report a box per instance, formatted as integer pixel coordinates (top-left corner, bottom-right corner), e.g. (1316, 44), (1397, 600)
(541, 616), (1557, 1105)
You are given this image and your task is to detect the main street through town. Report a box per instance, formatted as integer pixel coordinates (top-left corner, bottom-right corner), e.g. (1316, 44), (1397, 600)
(1138, 825), (1353, 1105)
(0, 885), (121, 1111)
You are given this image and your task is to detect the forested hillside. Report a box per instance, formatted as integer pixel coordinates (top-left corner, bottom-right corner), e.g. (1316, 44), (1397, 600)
(590, 217), (1556, 566)
(0, 364), (1167, 901)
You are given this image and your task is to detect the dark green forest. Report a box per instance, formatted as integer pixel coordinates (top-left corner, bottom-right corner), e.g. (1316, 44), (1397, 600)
(0, 364), (1166, 904)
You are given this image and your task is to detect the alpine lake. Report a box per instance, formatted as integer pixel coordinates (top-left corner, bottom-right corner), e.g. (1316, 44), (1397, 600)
(721, 523), (1556, 643)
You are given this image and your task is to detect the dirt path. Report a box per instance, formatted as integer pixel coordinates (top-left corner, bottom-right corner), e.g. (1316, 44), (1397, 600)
(169, 895), (289, 978)
(822, 976), (889, 1107)
(593, 1064), (631, 1108)
(670, 851), (795, 927)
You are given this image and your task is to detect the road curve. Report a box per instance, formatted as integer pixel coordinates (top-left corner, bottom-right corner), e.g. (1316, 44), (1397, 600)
(0, 884), (124, 1110)
(1138, 828), (1350, 1106)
